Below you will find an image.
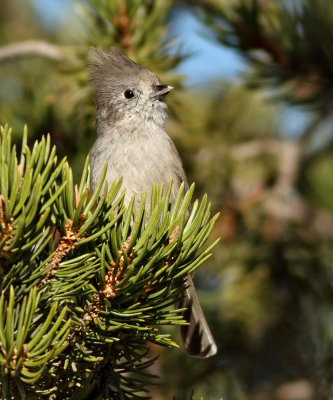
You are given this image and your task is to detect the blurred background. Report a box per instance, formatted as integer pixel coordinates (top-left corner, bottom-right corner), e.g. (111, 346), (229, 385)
(1, 0), (333, 399)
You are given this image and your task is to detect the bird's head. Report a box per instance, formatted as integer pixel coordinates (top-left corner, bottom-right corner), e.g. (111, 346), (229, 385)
(89, 47), (173, 128)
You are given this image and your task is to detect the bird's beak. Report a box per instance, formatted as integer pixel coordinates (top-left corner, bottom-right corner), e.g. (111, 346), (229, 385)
(150, 84), (174, 99)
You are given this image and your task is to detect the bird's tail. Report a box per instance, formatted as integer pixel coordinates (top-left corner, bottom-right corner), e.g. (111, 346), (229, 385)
(179, 275), (217, 358)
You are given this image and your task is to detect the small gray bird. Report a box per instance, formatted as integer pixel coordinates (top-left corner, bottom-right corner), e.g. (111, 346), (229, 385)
(89, 47), (217, 358)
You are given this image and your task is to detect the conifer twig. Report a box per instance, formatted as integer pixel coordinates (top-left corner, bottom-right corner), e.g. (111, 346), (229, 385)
(38, 219), (83, 287)
(0, 195), (14, 261)
(0, 41), (62, 62)
(113, 3), (133, 51)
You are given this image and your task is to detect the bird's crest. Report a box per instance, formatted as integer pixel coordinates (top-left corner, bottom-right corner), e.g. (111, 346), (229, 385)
(89, 47), (150, 86)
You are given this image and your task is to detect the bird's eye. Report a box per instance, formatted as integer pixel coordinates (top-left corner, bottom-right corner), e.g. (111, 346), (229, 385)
(124, 89), (134, 99)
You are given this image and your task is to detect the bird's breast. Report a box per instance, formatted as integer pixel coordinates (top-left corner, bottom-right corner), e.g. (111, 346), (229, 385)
(90, 125), (183, 207)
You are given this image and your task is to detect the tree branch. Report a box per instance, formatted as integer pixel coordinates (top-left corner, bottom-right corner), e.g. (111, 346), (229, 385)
(0, 41), (63, 62)
(231, 139), (281, 159)
(231, 140), (306, 222)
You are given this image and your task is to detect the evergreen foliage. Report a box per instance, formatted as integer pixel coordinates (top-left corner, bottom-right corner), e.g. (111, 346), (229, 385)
(0, 125), (218, 399)
(2, 0), (333, 398)
(196, 0), (333, 109)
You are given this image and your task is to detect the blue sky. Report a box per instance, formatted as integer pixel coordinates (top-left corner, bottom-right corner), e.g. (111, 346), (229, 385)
(170, 7), (246, 84)
(31, 0), (245, 84)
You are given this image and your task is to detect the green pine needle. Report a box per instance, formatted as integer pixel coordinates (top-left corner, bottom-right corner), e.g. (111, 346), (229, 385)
(0, 123), (219, 398)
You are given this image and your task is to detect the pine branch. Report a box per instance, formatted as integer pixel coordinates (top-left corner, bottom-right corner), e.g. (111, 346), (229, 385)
(0, 125), (219, 399)
(195, 0), (333, 109)
(0, 41), (62, 61)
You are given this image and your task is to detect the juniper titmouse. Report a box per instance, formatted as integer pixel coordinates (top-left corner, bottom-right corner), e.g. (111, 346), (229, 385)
(88, 47), (217, 358)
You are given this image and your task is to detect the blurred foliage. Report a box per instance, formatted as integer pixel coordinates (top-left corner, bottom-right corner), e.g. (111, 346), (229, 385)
(1, 0), (333, 399)
(194, 0), (333, 112)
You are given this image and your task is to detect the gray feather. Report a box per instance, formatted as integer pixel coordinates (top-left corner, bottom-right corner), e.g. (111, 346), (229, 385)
(89, 47), (217, 358)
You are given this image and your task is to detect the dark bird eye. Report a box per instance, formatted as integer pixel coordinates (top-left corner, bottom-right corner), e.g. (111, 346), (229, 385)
(124, 89), (134, 99)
